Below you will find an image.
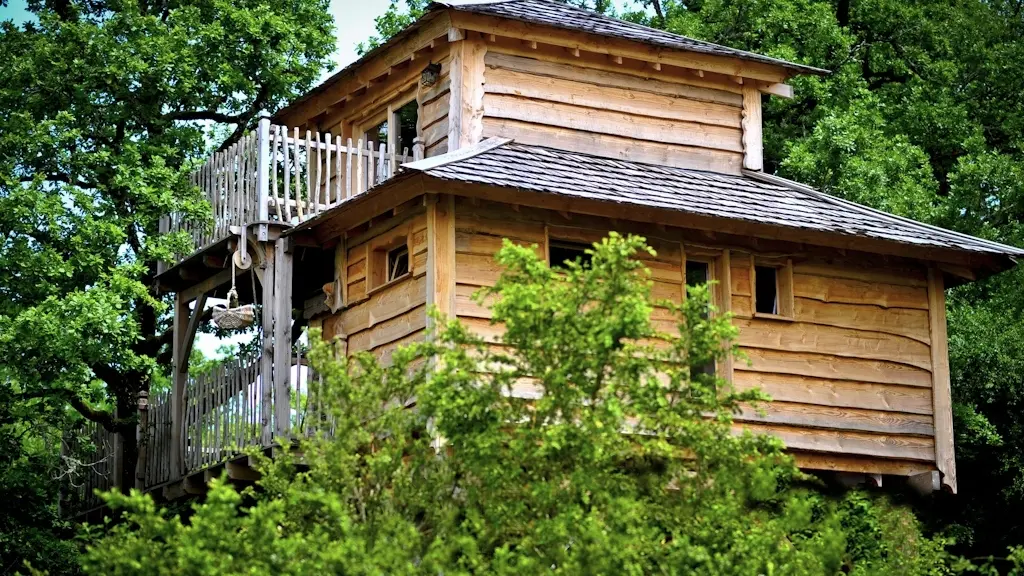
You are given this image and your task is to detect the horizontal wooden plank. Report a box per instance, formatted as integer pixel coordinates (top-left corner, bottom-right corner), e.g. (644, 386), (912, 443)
(735, 401), (934, 436)
(793, 274), (929, 310)
(348, 258), (367, 283)
(484, 93), (744, 153)
(740, 347), (933, 387)
(348, 304), (428, 353)
(791, 452), (936, 477)
(793, 259), (928, 288)
(482, 117), (744, 174)
(370, 329), (427, 367)
(331, 275), (427, 337)
(422, 116), (449, 149)
(734, 318), (932, 370)
(736, 423), (936, 461)
(733, 371), (933, 414)
(455, 230), (545, 257)
(485, 51), (744, 106)
(485, 65), (742, 128)
(421, 89), (450, 127)
(793, 298), (930, 343)
(348, 278), (366, 302)
(425, 137), (448, 157)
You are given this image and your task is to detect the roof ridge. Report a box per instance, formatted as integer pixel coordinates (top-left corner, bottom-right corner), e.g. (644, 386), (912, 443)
(741, 169), (1024, 256)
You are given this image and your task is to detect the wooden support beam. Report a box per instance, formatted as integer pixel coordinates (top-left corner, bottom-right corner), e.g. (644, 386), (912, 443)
(741, 85), (763, 171)
(226, 459), (261, 482)
(177, 294), (208, 374)
(260, 246), (276, 445)
(180, 268), (232, 303)
(908, 470), (940, 495)
(272, 238), (294, 438)
(169, 293), (189, 480)
(757, 81), (794, 99)
(426, 194), (456, 326)
(928, 267), (957, 493)
(447, 34), (487, 150)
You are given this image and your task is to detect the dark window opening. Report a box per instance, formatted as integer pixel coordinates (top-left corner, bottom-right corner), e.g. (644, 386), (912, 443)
(685, 260), (715, 376)
(685, 260), (710, 287)
(387, 244), (409, 282)
(549, 240), (592, 269)
(396, 100), (418, 156)
(755, 266), (779, 314)
(365, 118), (388, 150)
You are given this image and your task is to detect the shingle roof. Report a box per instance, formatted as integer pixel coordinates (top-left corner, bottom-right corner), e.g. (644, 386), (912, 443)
(404, 138), (1024, 260)
(432, 0), (828, 76)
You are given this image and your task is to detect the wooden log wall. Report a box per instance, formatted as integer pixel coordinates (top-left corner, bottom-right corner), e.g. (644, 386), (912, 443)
(321, 209), (430, 365)
(480, 47), (746, 174)
(420, 59), (452, 157)
(450, 198), (941, 477)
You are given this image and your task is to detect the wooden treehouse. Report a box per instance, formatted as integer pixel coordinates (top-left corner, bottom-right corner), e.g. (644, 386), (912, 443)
(70, 0), (1024, 514)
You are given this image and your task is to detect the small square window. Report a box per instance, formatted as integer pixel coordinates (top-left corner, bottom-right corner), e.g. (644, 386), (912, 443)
(549, 240), (592, 269)
(387, 244), (409, 282)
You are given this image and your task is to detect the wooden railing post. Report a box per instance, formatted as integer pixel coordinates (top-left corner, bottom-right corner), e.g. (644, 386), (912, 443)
(169, 293), (188, 480)
(256, 113), (271, 241)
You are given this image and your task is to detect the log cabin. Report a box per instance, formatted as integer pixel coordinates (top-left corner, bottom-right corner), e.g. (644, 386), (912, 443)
(69, 0), (1024, 515)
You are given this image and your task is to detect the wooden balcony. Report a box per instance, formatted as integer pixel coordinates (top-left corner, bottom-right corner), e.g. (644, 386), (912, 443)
(66, 343), (327, 513)
(159, 115), (421, 267)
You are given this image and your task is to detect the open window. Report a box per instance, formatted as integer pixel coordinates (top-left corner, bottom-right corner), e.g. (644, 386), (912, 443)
(368, 226), (413, 292)
(751, 258), (794, 319)
(361, 98), (419, 161)
(549, 240), (593, 269)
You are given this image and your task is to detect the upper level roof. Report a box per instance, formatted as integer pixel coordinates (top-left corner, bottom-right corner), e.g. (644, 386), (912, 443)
(433, 0), (828, 76)
(276, 0), (826, 124)
(399, 138), (1024, 265)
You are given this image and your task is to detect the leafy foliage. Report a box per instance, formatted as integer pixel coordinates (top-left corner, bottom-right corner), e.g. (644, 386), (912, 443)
(0, 0), (334, 569)
(83, 235), (958, 575)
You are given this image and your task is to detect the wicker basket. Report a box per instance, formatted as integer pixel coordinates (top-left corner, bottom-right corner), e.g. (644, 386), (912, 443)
(212, 288), (255, 330)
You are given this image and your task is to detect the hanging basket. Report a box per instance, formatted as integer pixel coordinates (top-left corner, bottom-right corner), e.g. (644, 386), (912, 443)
(212, 288), (255, 331)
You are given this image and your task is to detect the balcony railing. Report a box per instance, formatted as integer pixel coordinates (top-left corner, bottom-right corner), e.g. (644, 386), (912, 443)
(161, 116), (421, 264)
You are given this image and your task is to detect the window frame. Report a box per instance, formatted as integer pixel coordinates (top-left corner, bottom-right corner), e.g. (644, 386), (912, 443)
(750, 256), (794, 320)
(355, 90), (419, 164)
(366, 224), (414, 295)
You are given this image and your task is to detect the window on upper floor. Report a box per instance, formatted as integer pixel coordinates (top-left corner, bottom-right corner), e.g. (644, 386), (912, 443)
(362, 99), (419, 160)
(752, 258), (794, 319)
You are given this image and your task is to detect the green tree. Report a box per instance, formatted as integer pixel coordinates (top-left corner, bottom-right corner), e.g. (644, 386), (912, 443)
(0, 0), (333, 569)
(83, 235), (956, 575)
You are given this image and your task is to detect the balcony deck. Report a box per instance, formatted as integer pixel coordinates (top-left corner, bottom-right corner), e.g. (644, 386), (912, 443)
(159, 116), (420, 270)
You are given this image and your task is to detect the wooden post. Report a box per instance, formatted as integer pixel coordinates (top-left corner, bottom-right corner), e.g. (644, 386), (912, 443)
(928, 267), (957, 493)
(426, 194), (456, 327)
(273, 238), (294, 438)
(717, 249), (735, 384)
(256, 113), (271, 241)
(260, 246), (276, 445)
(447, 33), (487, 151)
(169, 293), (189, 480)
(136, 390), (149, 490)
(741, 84), (763, 171)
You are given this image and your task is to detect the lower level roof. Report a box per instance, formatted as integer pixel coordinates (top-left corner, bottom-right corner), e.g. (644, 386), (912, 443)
(403, 138), (1024, 262)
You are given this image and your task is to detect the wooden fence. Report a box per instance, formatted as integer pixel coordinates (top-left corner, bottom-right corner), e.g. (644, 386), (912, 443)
(162, 117), (420, 263)
(62, 422), (118, 513)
